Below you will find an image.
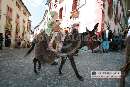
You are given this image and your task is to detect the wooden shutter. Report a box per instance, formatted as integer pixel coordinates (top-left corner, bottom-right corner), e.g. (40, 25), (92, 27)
(59, 7), (63, 19)
(72, 0), (78, 11)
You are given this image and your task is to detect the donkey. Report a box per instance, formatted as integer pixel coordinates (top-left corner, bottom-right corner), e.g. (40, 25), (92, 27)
(86, 23), (101, 53)
(119, 35), (130, 87)
(25, 30), (88, 81)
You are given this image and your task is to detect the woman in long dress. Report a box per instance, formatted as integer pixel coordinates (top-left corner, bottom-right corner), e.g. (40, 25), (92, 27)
(102, 29), (110, 53)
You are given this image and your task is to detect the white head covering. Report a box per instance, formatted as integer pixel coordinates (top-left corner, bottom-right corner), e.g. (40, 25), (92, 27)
(128, 17), (130, 26)
(127, 29), (130, 37)
(106, 29), (109, 38)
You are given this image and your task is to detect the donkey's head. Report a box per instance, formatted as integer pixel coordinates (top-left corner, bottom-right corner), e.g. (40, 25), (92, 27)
(35, 31), (47, 42)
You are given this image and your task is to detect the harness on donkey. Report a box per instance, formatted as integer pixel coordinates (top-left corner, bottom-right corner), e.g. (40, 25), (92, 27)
(24, 29), (87, 81)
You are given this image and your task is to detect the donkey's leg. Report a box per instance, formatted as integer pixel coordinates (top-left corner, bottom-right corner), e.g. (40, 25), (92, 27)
(69, 56), (84, 81)
(91, 49), (94, 53)
(38, 60), (41, 71)
(120, 61), (130, 87)
(59, 57), (67, 74)
(121, 61), (130, 77)
(74, 50), (79, 56)
(33, 57), (38, 74)
(119, 71), (125, 87)
(125, 56), (129, 64)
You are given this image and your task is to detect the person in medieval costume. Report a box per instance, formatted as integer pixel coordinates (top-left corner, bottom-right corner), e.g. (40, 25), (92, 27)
(17, 36), (21, 48)
(101, 28), (110, 53)
(48, 20), (65, 65)
(46, 11), (65, 65)
(45, 11), (59, 36)
(127, 29), (130, 37)
(71, 25), (79, 40)
(128, 13), (130, 28)
(123, 27), (128, 39)
(49, 19), (65, 52)
(0, 33), (4, 50)
(7, 34), (11, 47)
(125, 29), (130, 63)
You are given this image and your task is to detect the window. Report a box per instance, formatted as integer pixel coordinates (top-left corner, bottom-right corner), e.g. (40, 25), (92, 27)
(7, 5), (12, 19)
(16, 1), (21, 10)
(27, 21), (30, 31)
(49, 3), (51, 10)
(23, 25), (25, 35)
(16, 14), (19, 24)
(23, 10), (27, 16)
(23, 19), (25, 23)
(15, 14), (20, 33)
(0, 0), (2, 10)
(17, 14), (19, 18)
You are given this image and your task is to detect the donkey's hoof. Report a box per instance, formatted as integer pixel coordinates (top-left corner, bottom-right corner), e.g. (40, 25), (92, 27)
(51, 62), (58, 65)
(34, 70), (39, 75)
(78, 76), (84, 81)
(59, 71), (63, 75)
(120, 67), (124, 72)
(38, 68), (41, 72)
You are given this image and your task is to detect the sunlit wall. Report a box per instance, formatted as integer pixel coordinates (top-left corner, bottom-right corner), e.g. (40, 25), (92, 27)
(79, 0), (103, 33)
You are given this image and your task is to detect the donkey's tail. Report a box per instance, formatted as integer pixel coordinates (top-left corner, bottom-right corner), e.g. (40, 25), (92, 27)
(24, 42), (35, 57)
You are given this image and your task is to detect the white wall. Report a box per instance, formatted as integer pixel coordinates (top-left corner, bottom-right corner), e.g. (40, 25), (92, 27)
(79, 0), (99, 33)
(60, 0), (73, 28)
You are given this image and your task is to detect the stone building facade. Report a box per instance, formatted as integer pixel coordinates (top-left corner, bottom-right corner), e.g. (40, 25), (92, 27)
(0, 0), (31, 47)
(46, 0), (129, 34)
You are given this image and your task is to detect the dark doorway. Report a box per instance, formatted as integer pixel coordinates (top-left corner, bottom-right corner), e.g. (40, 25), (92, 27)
(5, 30), (11, 47)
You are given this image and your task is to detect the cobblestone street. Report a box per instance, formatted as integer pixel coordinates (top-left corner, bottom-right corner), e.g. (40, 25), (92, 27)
(0, 48), (130, 87)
